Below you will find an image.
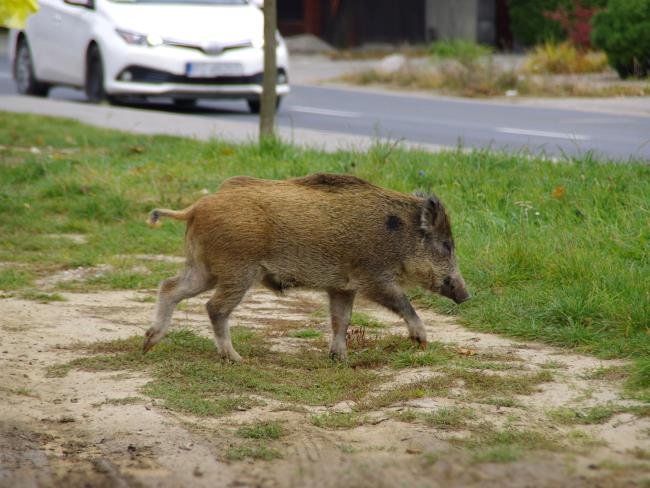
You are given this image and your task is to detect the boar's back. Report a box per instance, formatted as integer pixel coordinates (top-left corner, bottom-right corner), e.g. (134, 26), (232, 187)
(291, 173), (376, 192)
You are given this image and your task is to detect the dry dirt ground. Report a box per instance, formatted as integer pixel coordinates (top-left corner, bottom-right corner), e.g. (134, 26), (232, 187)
(1, 263), (649, 488)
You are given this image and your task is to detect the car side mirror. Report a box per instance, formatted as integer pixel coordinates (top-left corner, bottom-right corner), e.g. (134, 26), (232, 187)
(64, 0), (94, 9)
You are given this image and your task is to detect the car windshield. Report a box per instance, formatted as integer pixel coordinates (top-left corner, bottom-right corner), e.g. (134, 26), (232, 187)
(108, 0), (247, 4)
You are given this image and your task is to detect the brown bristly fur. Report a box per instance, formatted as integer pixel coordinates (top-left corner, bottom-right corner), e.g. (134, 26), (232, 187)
(143, 173), (469, 361)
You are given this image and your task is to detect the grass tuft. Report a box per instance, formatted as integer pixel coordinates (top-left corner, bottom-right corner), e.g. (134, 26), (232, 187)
(225, 443), (282, 461)
(236, 421), (285, 440)
(523, 42), (608, 74)
(423, 407), (475, 431)
(288, 329), (322, 339)
(544, 404), (648, 425)
(0, 268), (33, 290)
(472, 445), (521, 463)
(464, 426), (559, 463)
(20, 289), (66, 303)
(350, 312), (388, 329)
(310, 412), (364, 430)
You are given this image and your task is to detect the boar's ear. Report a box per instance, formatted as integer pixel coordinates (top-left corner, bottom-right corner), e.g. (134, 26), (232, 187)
(420, 195), (445, 235)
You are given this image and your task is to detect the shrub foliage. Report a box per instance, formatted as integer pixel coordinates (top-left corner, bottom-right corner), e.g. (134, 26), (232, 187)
(508, 0), (606, 46)
(591, 0), (650, 78)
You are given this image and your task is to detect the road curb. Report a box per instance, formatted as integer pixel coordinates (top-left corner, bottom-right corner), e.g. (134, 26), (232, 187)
(0, 95), (452, 154)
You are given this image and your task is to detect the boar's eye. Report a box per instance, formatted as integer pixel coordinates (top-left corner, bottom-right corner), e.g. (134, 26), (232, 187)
(442, 241), (452, 254)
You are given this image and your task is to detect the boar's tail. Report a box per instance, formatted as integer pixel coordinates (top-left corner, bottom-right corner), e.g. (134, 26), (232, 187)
(147, 207), (194, 228)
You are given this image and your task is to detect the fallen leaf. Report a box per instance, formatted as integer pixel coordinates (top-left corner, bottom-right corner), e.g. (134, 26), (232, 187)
(551, 186), (566, 198)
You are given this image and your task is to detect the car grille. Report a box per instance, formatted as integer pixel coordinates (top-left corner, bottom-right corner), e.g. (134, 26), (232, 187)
(164, 40), (253, 56)
(118, 66), (287, 85)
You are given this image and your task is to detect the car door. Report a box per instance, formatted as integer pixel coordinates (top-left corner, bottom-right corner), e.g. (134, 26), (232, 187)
(46, 0), (95, 86)
(23, 0), (60, 82)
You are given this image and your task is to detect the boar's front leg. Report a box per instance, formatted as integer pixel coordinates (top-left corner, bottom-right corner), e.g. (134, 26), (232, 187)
(366, 284), (427, 348)
(328, 289), (356, 361)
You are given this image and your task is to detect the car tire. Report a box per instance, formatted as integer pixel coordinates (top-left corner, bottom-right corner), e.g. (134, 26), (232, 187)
(14, 38), (50, 97)
(247, 98), (261, 114)
(247, 96), (282, 114)
(85, 45), (113, 104)
(173, 98), (197, 108)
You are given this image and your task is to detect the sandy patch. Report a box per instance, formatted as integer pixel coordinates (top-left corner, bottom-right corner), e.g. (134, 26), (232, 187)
(0, 284), (648, 487)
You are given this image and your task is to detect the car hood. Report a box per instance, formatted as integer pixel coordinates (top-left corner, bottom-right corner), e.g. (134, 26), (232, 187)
(102, 2), (263, 44)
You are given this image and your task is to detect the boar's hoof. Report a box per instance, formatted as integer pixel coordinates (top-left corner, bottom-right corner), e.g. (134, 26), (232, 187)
(218, 349), (242, 363)
(329, 349), (348, 362)
(410, 336), (428, 350)
(143, 328), (161, 354)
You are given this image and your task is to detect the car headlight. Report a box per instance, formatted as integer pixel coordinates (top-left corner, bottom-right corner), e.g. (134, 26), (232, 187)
(116, 29), (163, 47)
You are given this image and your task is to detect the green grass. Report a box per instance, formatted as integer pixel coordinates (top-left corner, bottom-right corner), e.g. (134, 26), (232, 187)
(58, 326), (554, 417)
(539, 360), (567, 370)
(0, 385), (36, 397)
(20, 289), (66, 303)
(423, 406), (475, 430)
(0, 268), (33, 290)
(472, 445), (521, 463)
(62, 328), (382, 414)
(350, 312), (388, 329)
(483, 397), (520, 408)
(225, 443), (282, 461)
(93, 396), (145, 407)
(464, 426), (559, 463)
(288, 329), (322, 339)
(310, 412), (365, 429)
(547, 403), (650, 425)
(236, 421), (285, 439)
(45, 363), (72, 378)
(547, 405), (618, 425)
(427, 39), (493, 64)
(62, 328), (385, 416)
(1, 111), (649, 391)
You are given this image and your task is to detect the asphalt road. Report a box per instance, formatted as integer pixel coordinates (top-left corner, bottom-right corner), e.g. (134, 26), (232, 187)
(1, 53), (649, 161)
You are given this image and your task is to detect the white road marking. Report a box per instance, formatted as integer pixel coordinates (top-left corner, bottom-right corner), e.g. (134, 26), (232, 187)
(497, 127), (591, 141)
(290, 105), (361, 118)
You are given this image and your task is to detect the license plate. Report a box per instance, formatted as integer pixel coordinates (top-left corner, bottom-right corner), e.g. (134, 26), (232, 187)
(185, 62), (242, 78)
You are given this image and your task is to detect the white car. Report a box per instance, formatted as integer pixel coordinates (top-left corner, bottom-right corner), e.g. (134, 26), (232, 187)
(9, 0), (289, 112)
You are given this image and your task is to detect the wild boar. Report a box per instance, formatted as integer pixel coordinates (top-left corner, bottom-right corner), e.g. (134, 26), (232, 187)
(144, 173), (469, 361)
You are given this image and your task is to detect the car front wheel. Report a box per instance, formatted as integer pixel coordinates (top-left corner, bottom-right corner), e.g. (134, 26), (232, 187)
(14, 38), (50, 97)
(173, 98), (197, 108)
(247, 96), (282, 114)
(85, 45), (112, 104)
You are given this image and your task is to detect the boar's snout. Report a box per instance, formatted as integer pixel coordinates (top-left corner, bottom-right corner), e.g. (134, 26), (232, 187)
(440, 275), (471, 304)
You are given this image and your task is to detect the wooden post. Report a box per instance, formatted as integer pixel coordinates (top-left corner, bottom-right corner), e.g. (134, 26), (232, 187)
(259, 0), (277, 141)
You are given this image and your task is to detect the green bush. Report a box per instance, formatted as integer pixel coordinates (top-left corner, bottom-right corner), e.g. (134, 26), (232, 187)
(427, 40), (492, 65)
(591, 0), (650, 78)
(508, 0), (606, 47)
(508, 0), (566, 46)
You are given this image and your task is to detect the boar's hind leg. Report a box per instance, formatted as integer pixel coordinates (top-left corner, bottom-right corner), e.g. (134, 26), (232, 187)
(366, 285), (427, 348)
(144, 266), (214, 353)
(328, 289), (356, 361)
(206, 277), (254, 362)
